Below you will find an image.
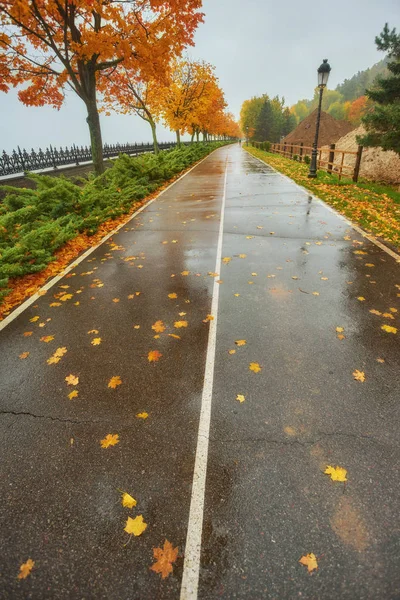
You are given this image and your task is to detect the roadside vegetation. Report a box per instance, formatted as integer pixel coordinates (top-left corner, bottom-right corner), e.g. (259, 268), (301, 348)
(244, 145), (400, 252)
(0, 142), (227, 313)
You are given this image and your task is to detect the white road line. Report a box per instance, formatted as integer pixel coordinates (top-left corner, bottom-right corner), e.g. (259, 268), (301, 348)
(180, 156), (229, 600)
(245, 148), (400, 262)
(0, 148), (224, 333)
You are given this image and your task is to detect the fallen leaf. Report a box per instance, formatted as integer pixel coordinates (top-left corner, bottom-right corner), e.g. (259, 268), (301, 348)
(100, 433), (120, 448)
(17, 558), (35, 579)
(324, 465), (347, 482)
(299, 553), (318, 573)
(228, 349), (236, 355)
(390, 307), (398, 313)
(181, 270), (190, 276)
(369, 309), (382, 316)
(168, 293), (177, 299)
(19, 352), (30, 359)
(148, 350), (162, 362)
(65, 374), (79, 386)
(112, 298), (120, 303)
(152, 321), (166, 333)
(382, 312), (394, 319)
(249, 362), (262, 373)
(88, 329), (99, 334)
(47, 347), (67, 364)
(203, 315), (214, 323)
(179, 312), (186, 316)
(238, 254), (247, 258)
(91, 337), (102, 345)
(377, 358), (385, 363)
(150, 540), (179, 579)
(168, 334), (181, 340)
(335, 327), (344, 333)
(222, 257), (231, 264)
(234, 293), (240, 297)
(321, 277), (328, 281)
(136, 412), (149, 419)
(49, 302), (61, 307)
(108, 376), (122, 389)
(174, 320), (188, 328)
(357, 297), (366, 302)
(68, 390), (79, 400)
(122, 492), (137, 508)
(365, 263), (375, 267)
(313, 291), (320, 296)
(124, 515), (147, 536)
(381, 324), (397, 334)
(60, 294), (73, 301)
(23, 331), (33, 337)
(29, 316), (39, 323)
(236, 394), (245, 403)
(353, 370), (365, 382)
(235, 340), (246, 346)
(40, 335), (54, 343)
(337, 334), (346, 340)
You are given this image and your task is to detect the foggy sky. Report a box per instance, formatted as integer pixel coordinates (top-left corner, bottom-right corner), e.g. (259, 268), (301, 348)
(0, 0), (398, 152)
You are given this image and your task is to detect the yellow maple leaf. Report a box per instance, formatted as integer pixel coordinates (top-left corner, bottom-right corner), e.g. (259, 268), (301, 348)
(108, 376), (122, 389)
(148, 350), (162, 362)
(234, 293), (240, 297)
(357, 296), (366, 301)
(19, 352), (29, 359)
(381, 324), (397, 334)
(65, 374), (79, 386)
(246, 235), (255, 239)
(50, 302), (61, 307)
(236, 394), (245, 403)
(335, 327), (344, 333)
(137, 412), (149, 420)
(181, 270), (190, 275)
(228, 349), (236, 355)
(168, 293), (177, 299)
(121, 492), (137, 508)
(112, 298), (120, 303)
(201, 315), (214, 324)
(369, 309), (382, 316)
(208, 272), (219, 277)
(238, 254), (247, 259)
(249, 362), (262, 373)
(91, 337), (102, 345)
(47, 347), (67, 364)
(353, 370), (365, 382)
(222, 257), (231, 264)
(312, 292), (320, 296)
(150, 540), (179, 579)
(337, 334), (345, 340)
(124, 515), (147, 536)
(365, 263), (375, 267)
(168, 334), (181, 340)
(299, 553), (318, 573)
(152, 321), (166, 333)
(17, 558), (35, 579)
(40, 335), (54, 343)
(60, 294), (73, 301)
(68, 390), (79, 400)
(353, 250), (368, 255)
(390, 307), (398, 313)
(235, 339), (246, 346)
(174, 320), (188, 328)
(100, 433), (120, 448)
(324, 465), (347, 482)
(29, 316), (39, 323)
(321, 277), (328, 281)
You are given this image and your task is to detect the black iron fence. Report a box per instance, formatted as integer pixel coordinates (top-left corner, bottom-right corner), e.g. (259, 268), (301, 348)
(0, 141), (189, 178)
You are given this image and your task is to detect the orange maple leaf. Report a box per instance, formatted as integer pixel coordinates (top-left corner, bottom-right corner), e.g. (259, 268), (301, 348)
(150, 540), (179, 579)
(17, 558), (35, 579)
(174, 320), (188, 328)
(148, 350), (162, 362)
(152, 320), (166, 333)
(299, 553), (318, 573)
(40, 335), (54, 343)
(108, 376), (122, 389)
(100, 433), (120, 448)
(65, 374), (79, 386)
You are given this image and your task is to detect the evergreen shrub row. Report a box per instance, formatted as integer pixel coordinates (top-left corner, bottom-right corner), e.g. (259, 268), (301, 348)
(0, 142), (227, 300)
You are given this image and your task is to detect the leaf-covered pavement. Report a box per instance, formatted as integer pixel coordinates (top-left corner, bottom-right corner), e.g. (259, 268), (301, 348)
(0, 145), (399, 599)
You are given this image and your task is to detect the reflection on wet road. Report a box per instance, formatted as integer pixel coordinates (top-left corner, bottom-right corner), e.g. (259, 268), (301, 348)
(0, 145), (399, 599)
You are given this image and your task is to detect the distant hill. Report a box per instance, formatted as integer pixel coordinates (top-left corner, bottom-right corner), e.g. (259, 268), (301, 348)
(335, 57), (389, 102)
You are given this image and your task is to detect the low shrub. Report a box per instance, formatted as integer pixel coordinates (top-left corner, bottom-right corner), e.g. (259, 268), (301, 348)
(304, 155), (311, 165)
(0, 142), (228, 301)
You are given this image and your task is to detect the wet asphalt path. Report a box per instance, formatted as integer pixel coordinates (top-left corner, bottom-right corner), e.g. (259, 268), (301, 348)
(0, 145), (399, 599)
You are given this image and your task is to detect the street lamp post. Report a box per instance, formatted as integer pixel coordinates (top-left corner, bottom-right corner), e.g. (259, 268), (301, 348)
(308, 59), (331, 178)
(246, 126), (249, 146)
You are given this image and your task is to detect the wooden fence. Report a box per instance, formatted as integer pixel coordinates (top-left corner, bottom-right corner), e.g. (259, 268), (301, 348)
(252, 141), (364, 183)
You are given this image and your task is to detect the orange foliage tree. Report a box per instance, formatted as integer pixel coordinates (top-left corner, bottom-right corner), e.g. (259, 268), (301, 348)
(0, 0), (203, 174)
(347, 96), (370, 125)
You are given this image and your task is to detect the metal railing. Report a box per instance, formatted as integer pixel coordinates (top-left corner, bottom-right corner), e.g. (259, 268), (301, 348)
(0, 141), (190, 178)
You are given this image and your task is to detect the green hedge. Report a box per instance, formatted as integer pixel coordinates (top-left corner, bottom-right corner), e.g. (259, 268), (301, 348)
(250, 141), (271, 152)
(0, 142), (228, 301)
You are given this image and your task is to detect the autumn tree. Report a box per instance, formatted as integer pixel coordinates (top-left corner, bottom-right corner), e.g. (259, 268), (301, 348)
(358, 23), (400, 154)
(347, 95), (369, 125)
(0, 0), (203, 175)
(101, 70), (164, 154)
(158, 59), (218, 145)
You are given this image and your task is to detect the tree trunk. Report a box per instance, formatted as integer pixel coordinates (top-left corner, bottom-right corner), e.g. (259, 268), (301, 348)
(150, 119), (159, 155)
(176, 129), (181, 146)
(190, 132), (195, 144)
(86, 99), (104, 176)
(196, 130), (200, 143)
